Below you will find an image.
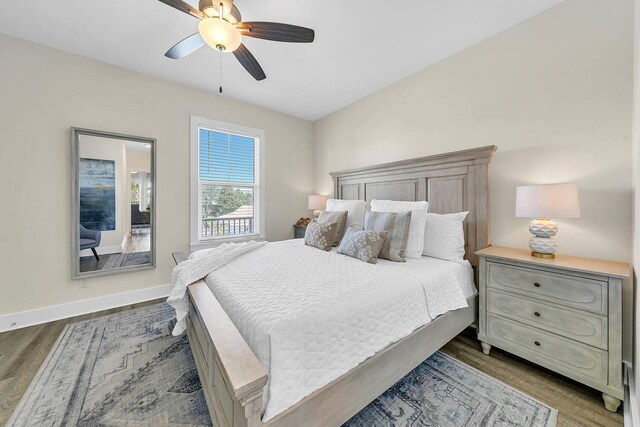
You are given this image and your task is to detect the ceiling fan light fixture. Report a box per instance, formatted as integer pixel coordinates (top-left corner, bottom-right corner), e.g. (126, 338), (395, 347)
(198, 18), (242, 53)
(202, 7), (216, 18)
(199, 0), (233, 18)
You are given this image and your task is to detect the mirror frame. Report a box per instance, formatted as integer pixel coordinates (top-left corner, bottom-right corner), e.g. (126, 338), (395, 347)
(71, 127), (157, 279)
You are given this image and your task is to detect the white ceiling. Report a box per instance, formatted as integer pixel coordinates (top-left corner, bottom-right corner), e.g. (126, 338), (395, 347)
(0, 0), (563, 120)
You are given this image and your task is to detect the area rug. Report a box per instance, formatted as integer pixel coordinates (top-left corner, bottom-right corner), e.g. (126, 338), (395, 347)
(8, 303), (557, 426)
(103, 251), (152, 269)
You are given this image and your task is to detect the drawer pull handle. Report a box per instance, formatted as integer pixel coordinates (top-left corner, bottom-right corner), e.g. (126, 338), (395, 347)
(534, 282), (541, 288)
(534, 341), (541, 346)
(534, 312), (541, 317)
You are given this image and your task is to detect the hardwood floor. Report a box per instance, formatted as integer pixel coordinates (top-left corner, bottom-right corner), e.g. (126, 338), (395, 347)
(0, 299), (163, 426)
(78, 253), (111, 271)
(0, 305), (623, 426)
(78, 230), (150, 273)
(441, 329), (623, 427)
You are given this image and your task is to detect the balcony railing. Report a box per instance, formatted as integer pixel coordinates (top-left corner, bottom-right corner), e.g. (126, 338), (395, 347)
(202, 217), (254, 238)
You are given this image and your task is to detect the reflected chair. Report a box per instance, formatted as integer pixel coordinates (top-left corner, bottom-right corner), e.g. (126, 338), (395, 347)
(80, 224), (102, 261)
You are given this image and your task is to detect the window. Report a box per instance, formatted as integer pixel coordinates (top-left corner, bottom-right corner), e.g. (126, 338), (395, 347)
(131, 181), (140, 204)
(131, 172), (151, 211)
(190, 116), (265, 249)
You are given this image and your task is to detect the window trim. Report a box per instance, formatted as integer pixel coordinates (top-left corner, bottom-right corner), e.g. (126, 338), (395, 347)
(190, 116), (266, 251)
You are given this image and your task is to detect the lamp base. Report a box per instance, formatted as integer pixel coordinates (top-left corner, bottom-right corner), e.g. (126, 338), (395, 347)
(528, 219), (558, 257)
(529, 218), (558, 237)
(531, 251), (555, 259)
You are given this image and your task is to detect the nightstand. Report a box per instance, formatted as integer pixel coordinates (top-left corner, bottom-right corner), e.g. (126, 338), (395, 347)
(476, 246), (630, 412)
(293, 224), (307, 239)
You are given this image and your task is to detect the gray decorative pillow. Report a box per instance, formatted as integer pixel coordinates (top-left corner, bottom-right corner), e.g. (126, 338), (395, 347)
(304, 220), (338, 251)
(364, 210), (412, 262)
(317, 210), (348, 245)
(337, 226), (388, 264)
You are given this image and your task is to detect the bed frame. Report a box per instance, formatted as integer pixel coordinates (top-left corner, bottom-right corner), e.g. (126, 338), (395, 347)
(174, 145), (497, 427)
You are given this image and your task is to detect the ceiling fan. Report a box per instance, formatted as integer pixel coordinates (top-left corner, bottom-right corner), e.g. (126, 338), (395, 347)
(159, 0), (315, 82)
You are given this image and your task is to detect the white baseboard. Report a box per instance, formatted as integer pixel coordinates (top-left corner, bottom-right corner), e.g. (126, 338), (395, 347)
(625, 362), (639, 427)
(0, 283), (171, 333)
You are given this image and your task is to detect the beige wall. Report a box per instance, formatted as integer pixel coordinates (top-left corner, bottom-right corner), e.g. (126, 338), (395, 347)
(0, 33), (314, 315)
(315, 0), (634, 357)
(126, 150), (151, 174)
(633, 0), (640, 402)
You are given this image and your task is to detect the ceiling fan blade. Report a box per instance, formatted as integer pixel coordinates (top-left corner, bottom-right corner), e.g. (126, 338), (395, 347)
(157, 0), (203, 19)
(233, 44), (266, 81)
(237, 22), (315, 43)
(229, 4), (242, 23)
(165, 33), (206, 59)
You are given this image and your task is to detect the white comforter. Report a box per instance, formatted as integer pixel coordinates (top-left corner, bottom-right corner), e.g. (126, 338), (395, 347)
(203, 239), (470, 421)
(167, 240), (268, 336)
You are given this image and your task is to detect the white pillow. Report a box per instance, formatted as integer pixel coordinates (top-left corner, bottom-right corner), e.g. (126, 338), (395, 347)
(326, 199), (366, 231)
(370, 199), (428, 259)
(422, 211), (468, 261)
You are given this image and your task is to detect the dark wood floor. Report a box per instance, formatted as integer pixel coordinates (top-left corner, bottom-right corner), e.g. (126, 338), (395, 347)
(0, 302), (623, 426)
(79, 230), (150, 273)
(0, 299), (163, 426)
(78, 253), (113, 271)
(441, 330), (623, 427)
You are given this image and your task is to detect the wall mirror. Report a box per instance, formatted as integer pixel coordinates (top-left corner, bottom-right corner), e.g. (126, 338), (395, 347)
(71, 128), (156, 279)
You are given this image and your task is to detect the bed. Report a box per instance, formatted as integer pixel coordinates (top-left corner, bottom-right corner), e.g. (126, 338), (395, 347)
(173, 145), (496, 427)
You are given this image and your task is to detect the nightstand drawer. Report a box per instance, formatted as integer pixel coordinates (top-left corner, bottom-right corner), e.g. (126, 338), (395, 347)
(487, 315), (607, 384)
(487, 289), (608, 348)
(487, 262), (607, 314)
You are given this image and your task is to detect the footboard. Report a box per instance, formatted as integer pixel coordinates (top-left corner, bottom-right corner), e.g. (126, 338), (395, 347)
(185, 278), (268, 427)
(173, 252), (478, 427)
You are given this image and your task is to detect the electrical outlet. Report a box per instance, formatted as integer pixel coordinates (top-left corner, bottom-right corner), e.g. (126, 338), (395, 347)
(79, 279), (89, 289)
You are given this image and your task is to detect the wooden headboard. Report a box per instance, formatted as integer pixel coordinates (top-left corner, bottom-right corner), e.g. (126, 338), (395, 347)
(329, 145), (497, 267)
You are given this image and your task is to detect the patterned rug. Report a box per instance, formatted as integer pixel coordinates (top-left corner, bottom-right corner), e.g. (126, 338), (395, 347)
(103, 251), (152, 269)
(8, 303), (557, 427)
(79, 252), (152, 273)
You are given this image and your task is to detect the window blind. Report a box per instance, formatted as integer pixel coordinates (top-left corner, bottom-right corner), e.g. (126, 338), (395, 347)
(197, 127), (260, 239)
(199, 129), (255, 184)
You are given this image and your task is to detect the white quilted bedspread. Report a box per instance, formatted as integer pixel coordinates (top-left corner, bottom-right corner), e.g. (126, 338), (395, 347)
(204, 239), (470, 421)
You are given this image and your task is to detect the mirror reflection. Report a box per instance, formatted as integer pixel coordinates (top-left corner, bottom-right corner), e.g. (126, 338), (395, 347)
(72, 129), (155, 278)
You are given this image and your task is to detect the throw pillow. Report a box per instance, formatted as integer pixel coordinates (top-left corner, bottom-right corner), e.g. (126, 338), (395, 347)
(337, 226), (388, 264)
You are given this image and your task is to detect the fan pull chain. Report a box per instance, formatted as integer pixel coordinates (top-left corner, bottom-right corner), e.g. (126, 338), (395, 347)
(219, 54), (223, 94)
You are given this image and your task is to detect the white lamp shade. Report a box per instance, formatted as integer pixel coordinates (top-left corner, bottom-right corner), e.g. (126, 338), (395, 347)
(515, 184), (581, 218)
(308, 194), (327, 211)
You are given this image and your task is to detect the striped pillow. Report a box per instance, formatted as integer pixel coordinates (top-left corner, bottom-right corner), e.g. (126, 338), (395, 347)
(364, 210), (412, 262)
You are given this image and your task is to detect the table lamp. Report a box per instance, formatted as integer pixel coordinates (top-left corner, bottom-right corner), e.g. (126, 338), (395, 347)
(308, 194), (327, 217)
(515, 184), (581, 258)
